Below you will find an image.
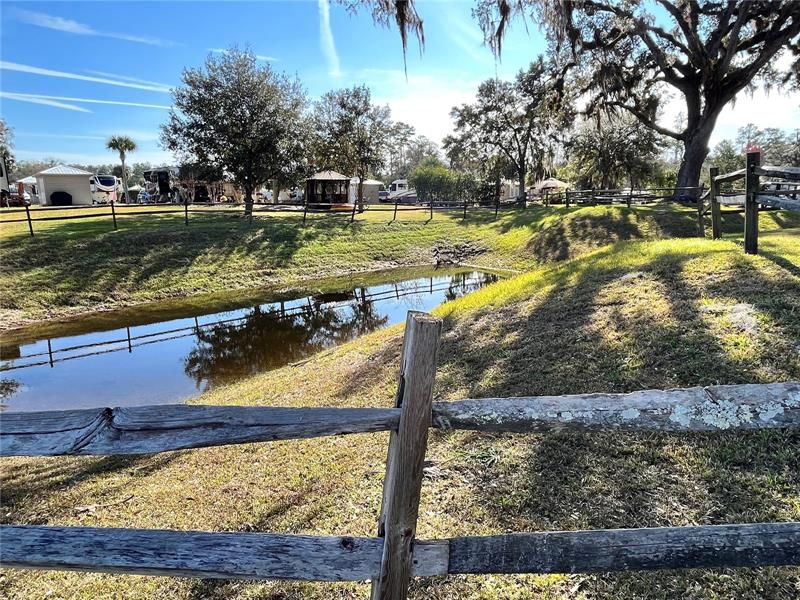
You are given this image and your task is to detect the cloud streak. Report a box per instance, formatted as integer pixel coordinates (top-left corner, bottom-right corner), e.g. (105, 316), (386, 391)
(0, 92), (91, 113)
(14, 9), (176, 47)
(2, 92), (171, 111)
(0, 61), (171, 92)
(317, 0), (341, 78)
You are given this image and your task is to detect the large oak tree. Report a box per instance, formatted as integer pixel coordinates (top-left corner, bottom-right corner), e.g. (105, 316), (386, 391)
(162, 48), (307, 215)
(351, 0), (800, 197)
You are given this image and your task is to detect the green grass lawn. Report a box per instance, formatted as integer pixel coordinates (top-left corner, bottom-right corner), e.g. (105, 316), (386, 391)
(2, 228), (799, 599)
(2, 203), (798, 330)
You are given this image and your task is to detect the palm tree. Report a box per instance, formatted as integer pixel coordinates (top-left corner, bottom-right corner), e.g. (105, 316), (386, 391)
(106, 135), (137, 203)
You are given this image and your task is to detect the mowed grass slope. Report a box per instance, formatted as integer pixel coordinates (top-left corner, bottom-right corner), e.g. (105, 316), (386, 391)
(2, 203), (798, 330)
(3, 231), (799, 599)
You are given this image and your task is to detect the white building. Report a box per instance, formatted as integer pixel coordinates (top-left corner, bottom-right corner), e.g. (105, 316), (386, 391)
(36, 165), (94, 206)
(349, 178), (383, 204)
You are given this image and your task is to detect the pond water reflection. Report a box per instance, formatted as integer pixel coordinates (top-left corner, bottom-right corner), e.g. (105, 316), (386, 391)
(0, 269), (498, 412)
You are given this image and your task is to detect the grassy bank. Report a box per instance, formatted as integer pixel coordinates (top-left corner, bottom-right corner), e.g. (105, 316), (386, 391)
(3, 231), (799, 599)
(2, 203), (798, 330)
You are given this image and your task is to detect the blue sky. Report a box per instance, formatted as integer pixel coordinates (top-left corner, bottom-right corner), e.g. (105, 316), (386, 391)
(1, 1), (797, 167)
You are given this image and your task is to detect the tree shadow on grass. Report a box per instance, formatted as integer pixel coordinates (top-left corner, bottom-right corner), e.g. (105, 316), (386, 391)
(430, 247), (800, 598)
(0, 452), (183, 524)
(0, 215), (354, 317)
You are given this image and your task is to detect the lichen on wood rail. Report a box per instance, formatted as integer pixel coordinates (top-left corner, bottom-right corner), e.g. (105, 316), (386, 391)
(431, 382), (800, 433)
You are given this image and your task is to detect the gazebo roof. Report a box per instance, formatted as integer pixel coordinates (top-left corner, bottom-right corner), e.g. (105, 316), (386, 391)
(307, 170), (350, 181)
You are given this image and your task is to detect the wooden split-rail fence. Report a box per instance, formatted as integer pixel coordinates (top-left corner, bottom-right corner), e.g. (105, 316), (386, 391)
(2, 311), (800, 598)
(704, 151), (800, 253)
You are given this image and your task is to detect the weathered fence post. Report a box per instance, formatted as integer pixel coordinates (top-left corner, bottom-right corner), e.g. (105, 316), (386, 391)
(393, 197), (399, 222)
(696, 189), (705, 237)
(709, 167), (722, 240)
(184, 194), (189, 226)
(494, 196), (499, 220)
(565, 190), (571, 209)
(463, 197), (467, 220)
(744, 150), (760, 255)
(351, 196), (358, 223)
(24, 203), (34, 237)
(371, 311), (442, 600)
(429, 199), (433, 221)
(110, 200), (118, 230)
(303, 194), (309, 224)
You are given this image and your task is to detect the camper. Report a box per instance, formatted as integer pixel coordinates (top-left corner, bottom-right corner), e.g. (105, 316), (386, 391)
(387, 179), (409, 199)
(90, 174), (120, 204)
(143, 167), (179, 203)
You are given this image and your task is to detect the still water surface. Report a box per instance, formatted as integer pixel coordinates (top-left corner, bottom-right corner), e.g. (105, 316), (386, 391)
(0, 269), (498, 412)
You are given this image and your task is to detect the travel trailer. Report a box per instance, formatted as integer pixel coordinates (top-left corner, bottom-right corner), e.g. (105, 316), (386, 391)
(89, 174), (120, 204)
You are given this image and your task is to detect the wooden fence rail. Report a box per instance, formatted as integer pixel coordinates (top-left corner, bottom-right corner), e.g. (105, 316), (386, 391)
(3, 382), (798, 457)
(3, 522), (799, 581)
(709, 154), (800, 250)
(2, 311), (800, 599)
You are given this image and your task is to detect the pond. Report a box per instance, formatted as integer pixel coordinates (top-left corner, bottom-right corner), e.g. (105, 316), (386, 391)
(0, 268), (499, 412)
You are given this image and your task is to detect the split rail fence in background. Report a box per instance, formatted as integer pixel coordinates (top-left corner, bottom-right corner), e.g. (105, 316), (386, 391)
(2, 184), (711, 237)
(707, 151), (800, 253)
(2, 311), (800, 599)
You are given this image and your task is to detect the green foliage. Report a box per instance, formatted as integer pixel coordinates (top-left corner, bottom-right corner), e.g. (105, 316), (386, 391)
(312, 84), (391, 209)
(162, 47), (308, 209)
(0, 118), (15, 177)
(445, 57), (574, 199)
(410, 162), (476, 205)
(735, 124), (800, 166)
(566, 115), (663, 189)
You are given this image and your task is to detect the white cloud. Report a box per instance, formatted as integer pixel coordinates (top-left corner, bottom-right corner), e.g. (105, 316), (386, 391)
(85, 71), (174, 89)
(14, 9), (176, 47)
(1, 92), (170, 110)
(366, 69), (480, 144)
(0, 61), (171, 93)
(0, 92), (91, 113)
(318, 0), (341, 78)
(446, 15), (496, 68)
(208, 48), (279, 62)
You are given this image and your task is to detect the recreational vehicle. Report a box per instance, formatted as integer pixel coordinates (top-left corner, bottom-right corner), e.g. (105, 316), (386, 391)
(387, 179), (409, 199)
(90, 174), (120, 204)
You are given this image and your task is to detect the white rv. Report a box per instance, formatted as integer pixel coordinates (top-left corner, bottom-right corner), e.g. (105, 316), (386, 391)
(388, 179), (409, 199)
(90, 174), (120, 204)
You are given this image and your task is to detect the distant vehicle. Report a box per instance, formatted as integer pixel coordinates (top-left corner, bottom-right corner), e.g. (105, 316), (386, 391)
(378, 190), (390, 203)
(137, 190), (152, 203)
(90, 174), (120, 204)
(394, 190), (418, 204)
(388, 179), (409, 199)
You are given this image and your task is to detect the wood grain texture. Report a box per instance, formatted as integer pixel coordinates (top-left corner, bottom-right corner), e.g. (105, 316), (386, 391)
(714, 168), (746, 183)
(432, 382), (800, 433)
(709, 166), (722, 239)
(757, 194), (800, 212)
(371, 311), (442, 600)
(0, 526), (449, 580)
(745, 151), (760, 255)
(448, 522), (800, 574)
(0, 405), (401, 456)
(754, 165), (800, 181)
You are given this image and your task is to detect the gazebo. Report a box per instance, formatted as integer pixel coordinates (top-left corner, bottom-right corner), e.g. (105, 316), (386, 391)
(305, 171), (351, 207)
